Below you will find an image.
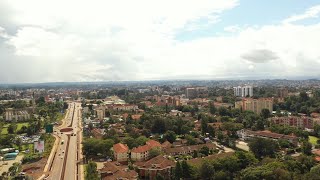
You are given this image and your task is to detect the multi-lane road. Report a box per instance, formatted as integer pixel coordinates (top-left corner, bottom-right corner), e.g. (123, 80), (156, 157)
(45, 102), (83, 180)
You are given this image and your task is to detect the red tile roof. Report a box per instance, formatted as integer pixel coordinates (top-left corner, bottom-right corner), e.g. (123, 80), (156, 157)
(146, 140), (161, 147)
(113, 143), (129, 154)
(131, 144), (151, 153)
(131, 140), (161, 153)
(100, 161), (138, 180)
(131, 114), (142, 120)
(134, 155), (175, 169)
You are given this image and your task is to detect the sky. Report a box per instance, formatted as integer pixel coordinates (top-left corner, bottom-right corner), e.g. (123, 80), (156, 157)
(0, 0), (320, 83)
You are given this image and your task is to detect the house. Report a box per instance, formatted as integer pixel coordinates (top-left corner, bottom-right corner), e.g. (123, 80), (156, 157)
(91, 128), (104, 139)
(161, 141), (172, 149)
(164, 143), (216, 156)
(113, 143), (129, 162)
(131, 114), (142, 121)
(131, 140), (161, 161)
(100, 161), (138, 180)
(134, 155), (175, 180)
(237, 129), (298, 145)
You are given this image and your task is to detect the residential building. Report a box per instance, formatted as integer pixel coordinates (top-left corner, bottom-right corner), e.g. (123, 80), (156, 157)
(113, 143), (129, 162)
(5, 108), (31, 121)
(235, 98), (273, 114)
(237, 129), (298, 145)
(110, 104), (138, 111)
(233, 86), (253, 97)
(277, 88), (289, 98)
(131, 140), (161, 161)
(134, 155), (175, 180)
(269, 116), (313, 129)
(186, 88), (198, 99)
(185, 87), (208, 99)
(95, 107), (105, 120)
(100, 161), (138, 180)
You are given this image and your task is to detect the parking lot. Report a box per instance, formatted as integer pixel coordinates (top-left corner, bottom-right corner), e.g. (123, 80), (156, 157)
(0, 155), (23, 175)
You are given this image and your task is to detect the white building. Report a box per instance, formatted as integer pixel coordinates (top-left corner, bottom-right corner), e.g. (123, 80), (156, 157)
(234, 86), (253, 97)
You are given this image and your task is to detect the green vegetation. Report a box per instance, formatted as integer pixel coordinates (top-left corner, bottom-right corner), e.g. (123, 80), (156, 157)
(308, 136), (319, 145)
(83, 138), (114, 157)
(85, 161), (99, 180)
(42, 134), (55, 157)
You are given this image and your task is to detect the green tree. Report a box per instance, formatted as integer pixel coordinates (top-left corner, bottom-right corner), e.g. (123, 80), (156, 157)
(261, 109), (270, 119)
(302, 141), (312, 155)
(209, 102), (216, 115)
(181, 160), (192, 179)
(149, 147), (162, 158)
(163, 130), (176, 143)
(201, 118), (208, 135)
(85, 161), (99, 180)
(185, 135), (197, 145)
(136, 136), (149, 146)
(174, 161), (182, 180)
(83, 138), (114, 157)
(7, 123), (17, 134)
(199, 146), (210, 156)
(248, 138), (279, 159)
(123, 137), (138, 149)
(152, 118), (166, 134)
(207, 125), (215, 137)
(200, 160), (215, 180)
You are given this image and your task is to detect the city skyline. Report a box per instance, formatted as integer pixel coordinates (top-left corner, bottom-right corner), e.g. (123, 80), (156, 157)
(1, 0), (320, 83)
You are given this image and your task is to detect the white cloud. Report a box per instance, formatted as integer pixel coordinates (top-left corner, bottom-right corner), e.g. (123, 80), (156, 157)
(0, 1), (320, 83)
(283, 5), (320, 24)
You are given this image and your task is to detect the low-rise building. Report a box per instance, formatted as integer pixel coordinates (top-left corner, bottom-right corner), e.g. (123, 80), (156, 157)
(113, 143), (129, 162)
(237, 129), (298, 145)
(269, 116), (313, 129)
(131, 140), (161, 161)
(5, 108), (31, 121)
(134, 155), (175, 180)
(100, 161), (138, 180)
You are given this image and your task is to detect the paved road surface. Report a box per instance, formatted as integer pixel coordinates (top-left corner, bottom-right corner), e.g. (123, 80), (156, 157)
(47, 102), (82, 180)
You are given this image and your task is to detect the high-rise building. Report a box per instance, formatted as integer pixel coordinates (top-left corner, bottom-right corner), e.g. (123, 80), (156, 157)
(235, 98), (273, 114)
(185, 87), (208, 99)
(277, 88), (288, 98)
(233, 86), (253, 97)
(95, 107), (106, 120)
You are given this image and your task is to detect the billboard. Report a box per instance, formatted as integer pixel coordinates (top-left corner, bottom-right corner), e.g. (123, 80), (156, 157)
(46, 124), (53, 133)
(34, 141), (45, 153)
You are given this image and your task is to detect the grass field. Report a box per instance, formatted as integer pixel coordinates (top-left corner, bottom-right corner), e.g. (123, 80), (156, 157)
(309, 136), (319, 145)
(1, 122), (29, 135)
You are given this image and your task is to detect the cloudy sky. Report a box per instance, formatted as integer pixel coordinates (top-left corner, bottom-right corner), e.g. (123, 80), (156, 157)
(0, 0), (320, 83)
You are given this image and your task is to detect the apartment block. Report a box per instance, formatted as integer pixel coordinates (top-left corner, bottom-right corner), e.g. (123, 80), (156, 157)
(235, 98), (273, 114)
(233, 86), (253, 97)
(269, 116), (313, 129)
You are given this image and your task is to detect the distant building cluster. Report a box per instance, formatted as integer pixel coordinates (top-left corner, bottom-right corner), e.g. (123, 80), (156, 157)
(185, 87), (208, 99)
(235, 98), (273, 114)
(233, 85), (253, 97)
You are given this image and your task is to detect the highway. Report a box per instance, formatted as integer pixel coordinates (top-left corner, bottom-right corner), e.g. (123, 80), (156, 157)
(46, 102), (83, 180)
